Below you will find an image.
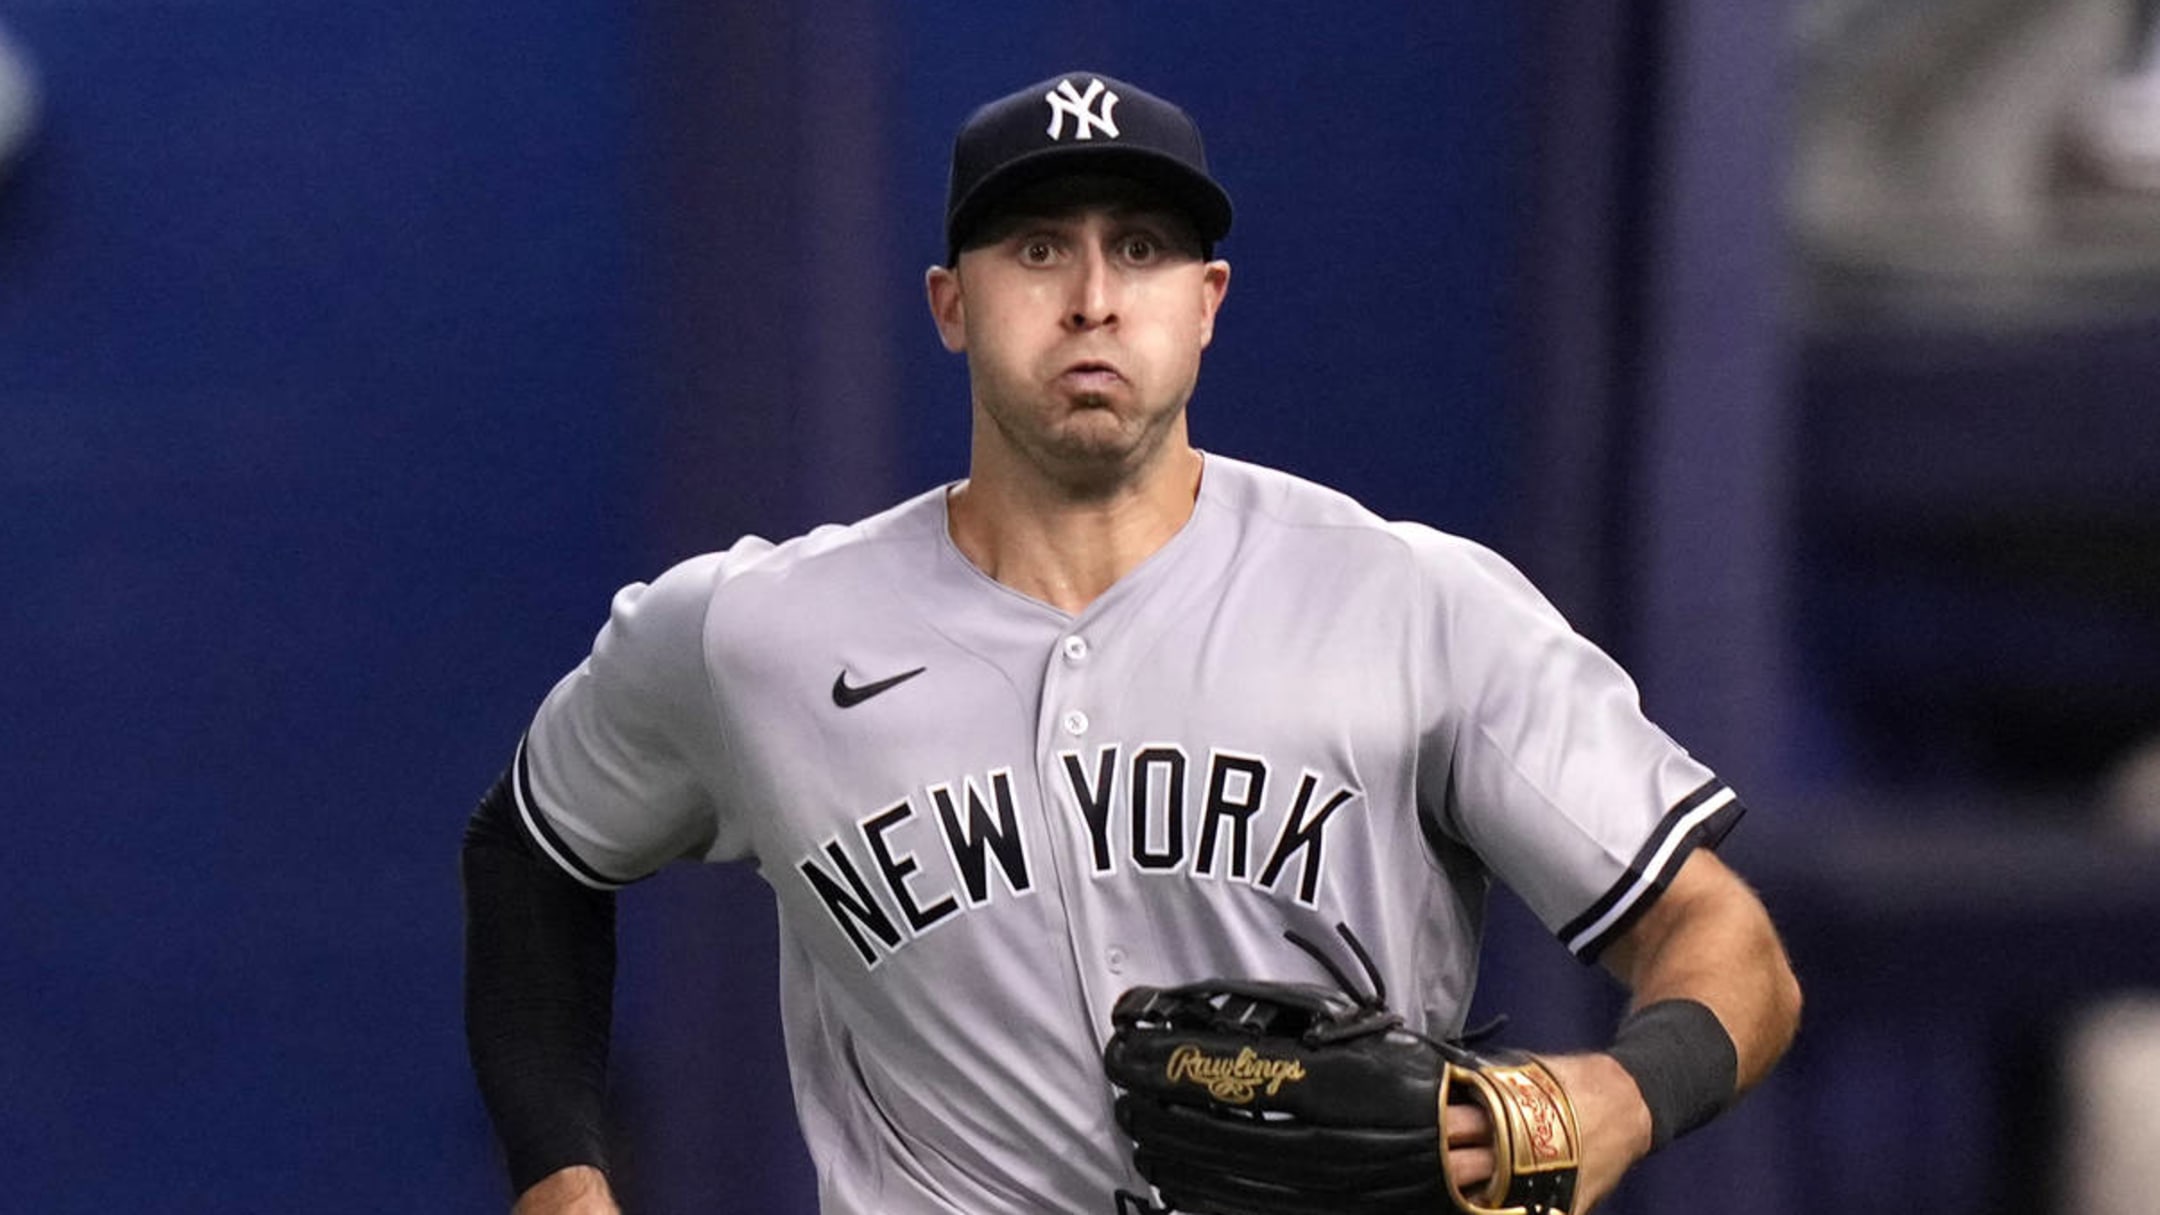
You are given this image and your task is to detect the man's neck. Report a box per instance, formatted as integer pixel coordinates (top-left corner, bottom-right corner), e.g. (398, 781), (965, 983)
(948, 446), (1204, 615)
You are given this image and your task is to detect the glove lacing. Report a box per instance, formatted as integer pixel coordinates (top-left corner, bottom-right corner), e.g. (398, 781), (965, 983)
(1281, 922), (1509, 1050)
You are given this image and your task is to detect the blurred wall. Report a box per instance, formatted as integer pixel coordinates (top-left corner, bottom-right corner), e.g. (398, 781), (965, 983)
(1, 3), (1529, 1211)
(11, 1), (2156, 1212)
(2, 2), (641, 1209)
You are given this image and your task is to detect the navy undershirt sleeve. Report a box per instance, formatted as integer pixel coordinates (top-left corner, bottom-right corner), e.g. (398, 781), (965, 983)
(461, 766), (618, 1194)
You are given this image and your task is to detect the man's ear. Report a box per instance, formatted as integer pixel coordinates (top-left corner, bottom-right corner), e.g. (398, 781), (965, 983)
(1196, 259), (1231, 349)
(925, 264), (967, 353)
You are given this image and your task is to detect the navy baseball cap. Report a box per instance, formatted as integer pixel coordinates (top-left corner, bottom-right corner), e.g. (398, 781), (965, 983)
(944, 71), (1234, 263)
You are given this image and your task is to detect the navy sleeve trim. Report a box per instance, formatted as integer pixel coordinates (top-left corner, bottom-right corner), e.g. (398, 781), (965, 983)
(513, 734), (632, 892)
(1559, 778), (1745, 962)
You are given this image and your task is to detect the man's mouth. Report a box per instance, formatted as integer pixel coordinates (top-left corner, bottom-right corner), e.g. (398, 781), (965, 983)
(1059, 361), (1126, 393)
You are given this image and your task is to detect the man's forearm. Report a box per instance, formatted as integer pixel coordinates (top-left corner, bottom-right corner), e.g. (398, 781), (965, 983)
(1547, 849), (1802, 1210)
(1604, 849), (1802, 1093)
(462, 769), (620, 1195)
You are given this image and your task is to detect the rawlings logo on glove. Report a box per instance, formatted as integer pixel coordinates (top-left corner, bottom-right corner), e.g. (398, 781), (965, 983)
(1164, 1044), (1310, 1104)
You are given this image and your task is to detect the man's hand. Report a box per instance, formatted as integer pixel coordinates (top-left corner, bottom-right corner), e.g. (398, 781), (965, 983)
(1441, 1099), (1496, 1194)
(1536, 1053), (1653, 1212)
(1441, 1052), (1648, 1214)
(513, 1165), (619, 1215)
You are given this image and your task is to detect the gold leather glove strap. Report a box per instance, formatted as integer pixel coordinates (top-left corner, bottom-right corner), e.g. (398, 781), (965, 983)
(1438, 1054), (1581, 1215)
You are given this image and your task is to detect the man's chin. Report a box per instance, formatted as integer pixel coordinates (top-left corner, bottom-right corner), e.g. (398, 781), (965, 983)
(1042, 419), (1144, 465)
(1036, 429), (1184, 497)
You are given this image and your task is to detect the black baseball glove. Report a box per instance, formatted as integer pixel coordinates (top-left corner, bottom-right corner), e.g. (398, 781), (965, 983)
(1101, 928), (1580, 1215)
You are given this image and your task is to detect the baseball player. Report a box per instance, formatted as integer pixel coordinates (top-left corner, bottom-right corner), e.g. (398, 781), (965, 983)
(463, 71), (1802, 1215)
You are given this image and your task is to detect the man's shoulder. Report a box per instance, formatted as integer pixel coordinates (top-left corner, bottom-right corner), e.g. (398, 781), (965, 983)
(639, 484), (951, 619)
(1201, 454), (1539, 596)
(1202, 454), (1472, 550)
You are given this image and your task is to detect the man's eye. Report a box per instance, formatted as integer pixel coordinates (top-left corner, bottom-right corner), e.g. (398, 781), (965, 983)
(1122, 236), (1160, 262)
(1021, 240), (1055, 263)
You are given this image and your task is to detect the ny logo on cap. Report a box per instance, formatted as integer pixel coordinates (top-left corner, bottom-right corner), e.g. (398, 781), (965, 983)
(1044, 77), (1120, 141)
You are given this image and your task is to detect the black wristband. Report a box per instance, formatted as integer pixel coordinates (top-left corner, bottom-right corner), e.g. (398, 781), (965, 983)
(1606, 998), (1737, 1151)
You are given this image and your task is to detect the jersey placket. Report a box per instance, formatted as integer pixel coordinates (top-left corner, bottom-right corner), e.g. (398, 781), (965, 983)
(1022, 518), (1227, 1064)
(1027, 614), (1123, 1054)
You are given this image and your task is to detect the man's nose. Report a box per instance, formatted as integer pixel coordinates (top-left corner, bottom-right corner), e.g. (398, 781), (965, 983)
(1065, 245), (1117, 330)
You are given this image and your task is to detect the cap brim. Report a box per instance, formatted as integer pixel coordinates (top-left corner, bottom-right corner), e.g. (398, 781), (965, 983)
(946, 144), (1234, 259)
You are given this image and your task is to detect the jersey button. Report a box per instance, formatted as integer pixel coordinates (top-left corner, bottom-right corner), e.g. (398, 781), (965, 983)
(1062, 709), (1090, 736)
(1062, 635), (1090, 663)
(1106, 945), (1127, 973)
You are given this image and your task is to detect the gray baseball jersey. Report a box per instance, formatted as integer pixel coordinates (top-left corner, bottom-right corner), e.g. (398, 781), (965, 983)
(512, 454), (1743, 1214)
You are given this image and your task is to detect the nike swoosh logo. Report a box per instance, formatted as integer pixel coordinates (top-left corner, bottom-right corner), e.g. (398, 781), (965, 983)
(831, 666), (927, 708)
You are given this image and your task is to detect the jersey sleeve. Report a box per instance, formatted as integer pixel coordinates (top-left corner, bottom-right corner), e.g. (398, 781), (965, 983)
(514, 550), (755, 888)
(1412, 533), (1744, 961)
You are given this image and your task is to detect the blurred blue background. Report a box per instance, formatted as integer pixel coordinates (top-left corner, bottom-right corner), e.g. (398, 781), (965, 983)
(4, 1), (2158, 1211)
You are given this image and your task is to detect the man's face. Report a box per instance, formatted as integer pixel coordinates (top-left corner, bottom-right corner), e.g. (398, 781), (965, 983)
(927, 178), (1230, 496)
